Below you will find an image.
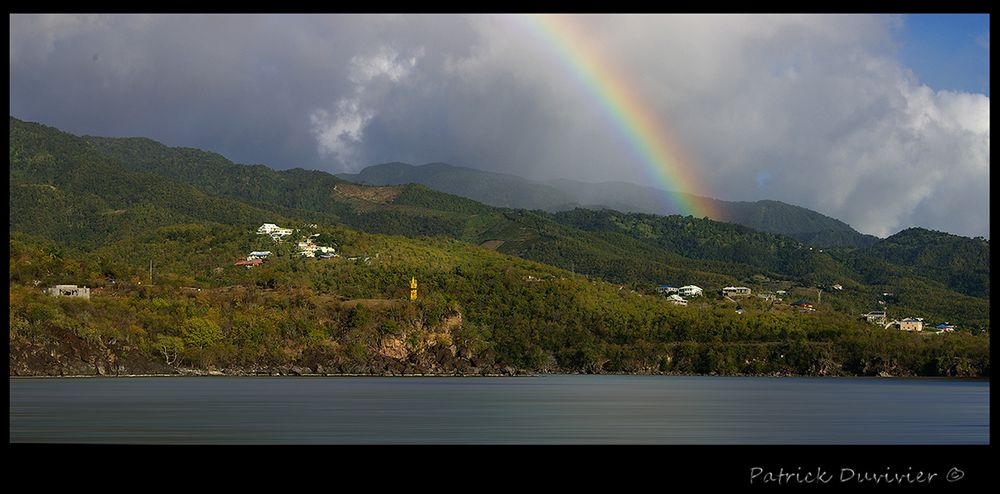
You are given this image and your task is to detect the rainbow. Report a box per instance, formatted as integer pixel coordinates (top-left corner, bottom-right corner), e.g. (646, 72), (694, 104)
(518, 14), (720, 220)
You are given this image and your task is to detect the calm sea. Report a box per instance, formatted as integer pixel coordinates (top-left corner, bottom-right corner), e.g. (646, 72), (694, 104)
(9, 375), (989, 444)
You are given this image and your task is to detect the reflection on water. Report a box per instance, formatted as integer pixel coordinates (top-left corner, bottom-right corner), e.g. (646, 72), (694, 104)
(9, 375), (989, 444)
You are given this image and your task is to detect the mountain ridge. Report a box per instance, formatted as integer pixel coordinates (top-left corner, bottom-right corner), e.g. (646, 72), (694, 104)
(340, 161), (880, 248)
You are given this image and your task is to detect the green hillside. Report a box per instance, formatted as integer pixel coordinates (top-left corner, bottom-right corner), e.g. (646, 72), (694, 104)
(9, 117), (989, 377)
(851, 228), (990, 298)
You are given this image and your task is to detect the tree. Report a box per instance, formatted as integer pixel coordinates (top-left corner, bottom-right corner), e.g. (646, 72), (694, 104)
(182, 317), (223, 349)
(155, 334), (184, 365)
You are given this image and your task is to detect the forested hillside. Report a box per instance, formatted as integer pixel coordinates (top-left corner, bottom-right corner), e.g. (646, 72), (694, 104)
(9, 117), (989, 377)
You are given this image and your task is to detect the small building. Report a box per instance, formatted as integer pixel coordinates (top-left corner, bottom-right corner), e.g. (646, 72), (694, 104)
(898, 317), (924, 332)
(832, 284), (843, 291)
(257, 223), (279, 234)
(790, 299), (814, 310)
(722, 286), (752, 297)
(775, 290), (787, 296)
(666, 294), (687, 306)
(318, 253), (337, 259)
(45, 284), (90, 299)
(861, 310), (887, 325)
(678, 285), (703, 297)
(235, 259), (263, 267)
(656, 285), (679, 295)
(257, 223), (293, 238)
(933, 323), (956, 333)
(296, 237), (335, 257)
(247, 251), (272, 260)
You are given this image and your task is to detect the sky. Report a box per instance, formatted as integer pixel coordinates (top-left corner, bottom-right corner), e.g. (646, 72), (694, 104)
(9, 14), (990, 238)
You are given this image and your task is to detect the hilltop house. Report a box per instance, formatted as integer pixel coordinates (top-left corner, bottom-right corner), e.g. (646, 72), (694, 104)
(791, 299), (814, 311)
(678, 285), (703, 297)
(656, 285), (679, 295)
(897, 317), (924, 332)
(862, 310), (887, 325)
(257, 223), (294, 239)
(832, 284), (843, 290)
(666, 294), (687, 306)
(247, 251), (272, 260)
(297, 240), (317, 257)
(722, 286), (751, 297)
(235, 259), (263, 267)
(932, 323), (956, 333)
(45, 284), (90, 299)
(297, 238), (336, 258)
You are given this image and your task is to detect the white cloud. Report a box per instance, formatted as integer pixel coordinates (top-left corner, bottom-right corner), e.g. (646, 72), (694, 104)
(348, 46), (420, 85)
(310, 46), (421, 170)
(309, 101), (372, 165)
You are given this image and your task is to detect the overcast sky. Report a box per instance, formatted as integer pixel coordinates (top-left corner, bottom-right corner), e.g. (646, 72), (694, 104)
(9, 14), (990, 238)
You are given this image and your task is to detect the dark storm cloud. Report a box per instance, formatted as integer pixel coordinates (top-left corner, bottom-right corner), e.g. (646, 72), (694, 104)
(9, 14), (990, 238)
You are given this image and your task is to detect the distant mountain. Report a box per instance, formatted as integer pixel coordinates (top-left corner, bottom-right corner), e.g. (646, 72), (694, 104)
(341, 162), (578, 210)
(341, 162), (878, 248)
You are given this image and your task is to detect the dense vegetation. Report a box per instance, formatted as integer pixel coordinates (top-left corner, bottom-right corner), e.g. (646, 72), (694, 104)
(9, 117), (990, 376)
(9, 228), (989, 377)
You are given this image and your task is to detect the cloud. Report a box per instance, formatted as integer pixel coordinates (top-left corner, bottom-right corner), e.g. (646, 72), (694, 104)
(8, 14), (990, 238)
(309, 46), (421, 168)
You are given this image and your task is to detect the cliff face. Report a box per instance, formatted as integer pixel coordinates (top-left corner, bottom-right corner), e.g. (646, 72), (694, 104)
(9, 331), (176, 376)
(8, 310), (522, 377)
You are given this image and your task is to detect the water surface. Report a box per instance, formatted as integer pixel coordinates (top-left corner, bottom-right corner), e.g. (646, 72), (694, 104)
(9, 375), (989, 444)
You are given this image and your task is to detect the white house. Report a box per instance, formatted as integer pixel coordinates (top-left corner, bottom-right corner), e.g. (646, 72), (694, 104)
(46, 284), (90, 299)
(296, 239), (335, 257)
(722, 286), (752, 297)
(257, 223), (279, 234)
(679, 285), (703, 297)
(666, 294), (687, 306)
(247, 251), (272, 260)
(862, 310), (887, 325)
(832, 284), (843, 291)
(257, 223), (293, 238)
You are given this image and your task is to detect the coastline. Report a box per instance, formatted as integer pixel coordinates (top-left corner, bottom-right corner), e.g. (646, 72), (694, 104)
(9, 371), (989, 380)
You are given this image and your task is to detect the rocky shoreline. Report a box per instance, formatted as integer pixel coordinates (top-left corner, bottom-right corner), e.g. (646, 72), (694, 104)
(10, 330), (976, 379)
